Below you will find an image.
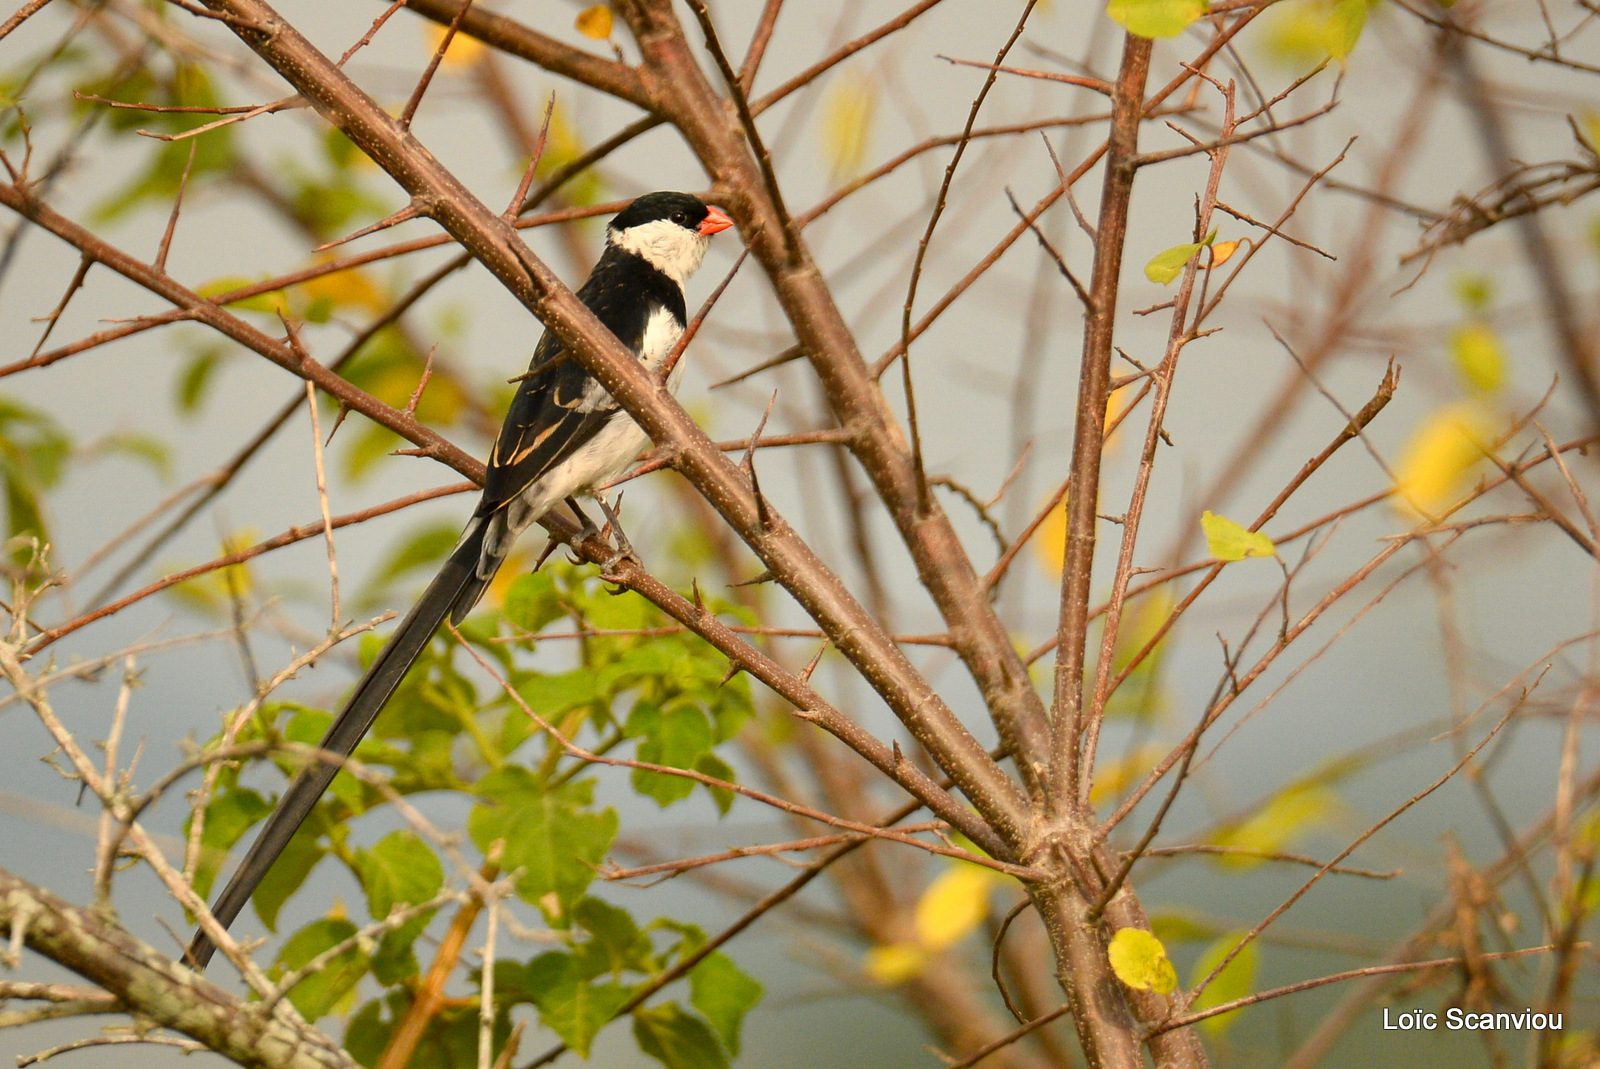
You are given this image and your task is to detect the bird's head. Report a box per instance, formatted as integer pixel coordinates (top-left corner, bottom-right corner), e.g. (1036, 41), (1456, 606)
(606, 192), (734, 284)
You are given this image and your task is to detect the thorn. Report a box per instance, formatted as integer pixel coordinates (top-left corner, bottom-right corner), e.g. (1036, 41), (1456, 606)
(718, 662), (741, 687)
(707, 344), (807, 391)
(314, 200), (424, 253)
(534, 536), (562, 571)
(740, 390), (778, 474)
(405, 344), (436, 419)
(324, 403), (352, 446)
(691, 578), (705, 611)
(800, 641), (827, 682)
(729, 569), (774, 588)
(504, 95), (556, 220)
(277, 310), (311, 366)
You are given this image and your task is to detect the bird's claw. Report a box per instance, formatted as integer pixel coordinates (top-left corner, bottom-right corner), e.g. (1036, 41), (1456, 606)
(594, 493), (641, 585)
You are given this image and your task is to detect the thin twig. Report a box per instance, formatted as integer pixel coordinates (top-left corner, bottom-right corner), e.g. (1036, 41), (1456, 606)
(401, 0), (475, 129)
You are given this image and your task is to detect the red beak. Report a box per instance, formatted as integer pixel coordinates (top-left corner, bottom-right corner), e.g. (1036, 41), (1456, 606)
(699, 206), (734, 236)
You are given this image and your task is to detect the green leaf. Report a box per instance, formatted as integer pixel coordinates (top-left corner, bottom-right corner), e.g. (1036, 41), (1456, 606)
(189, 787), (271, 901)
(176, 348), (223, 413)
(690, 953), (763, 1056)
(348, 990), (487, 1069)
(93, 64), (237, 222)
(365, 522), (460, 595)
(371, 908), (435, 985)
(579, 585), (652, 631)
(514, 953), (632, 1057)
(692, 753), (737, 815)
(632, 1003), (730, 1069)
(1108, 0), (1209, 37)
(275, 708), (365, 813)
(88, 431), (171, 477)
(347, 997), (394, 1068)
(503, 570), (566, 633)
(1148, 910), (1220, 946)
(1107, 928), (1177, 994)
(1145, 241), (1205, 284)
(573, 897), (655, 978)
(343, 422), (402, 480)
(274, 918), (369, 1020)
(1452, 274), (1493, 312)
(468, 768), (617, 914)
(253, 833), (326, 932)
(194, 276), (283, 312)
(1209, 784), (1335, 865)
(0, 395), (71, 554)
(1188, 932), (1258, 1035)
(1201, 510), (1276, 561)
(626, 701), (713, 807)
(353, 830), (444, 920)
(518, 669), (599, 718)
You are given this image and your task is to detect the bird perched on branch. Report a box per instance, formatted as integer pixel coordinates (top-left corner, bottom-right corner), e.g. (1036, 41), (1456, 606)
(188, 191), (734, 968)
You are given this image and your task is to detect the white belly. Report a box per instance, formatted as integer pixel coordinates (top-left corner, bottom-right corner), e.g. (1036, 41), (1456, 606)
(488, 306), (685, 559)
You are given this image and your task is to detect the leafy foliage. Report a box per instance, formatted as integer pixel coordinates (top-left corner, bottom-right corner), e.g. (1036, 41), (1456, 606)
(1187, 933), (1259, 1035)
(0, 396), (71, 563)
(191, 561), (761, 1066)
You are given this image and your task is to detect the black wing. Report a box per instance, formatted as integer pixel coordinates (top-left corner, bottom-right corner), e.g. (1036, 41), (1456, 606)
(478, 249), (685, 516)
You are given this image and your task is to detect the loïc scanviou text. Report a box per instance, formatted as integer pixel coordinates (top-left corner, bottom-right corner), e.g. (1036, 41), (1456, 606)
(1382, 1008), (1562, 1032)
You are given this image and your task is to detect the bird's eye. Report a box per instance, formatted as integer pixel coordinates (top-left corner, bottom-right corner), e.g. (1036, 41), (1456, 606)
(671, 211), (687, 225)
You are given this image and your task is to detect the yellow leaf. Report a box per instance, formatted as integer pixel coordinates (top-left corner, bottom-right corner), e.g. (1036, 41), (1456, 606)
(1146, 241), (1204, 284)
(1105, 383), (1134, 452)
(1262, 0), (1377, 64)
(1209, 784), (1336, 867)
(1188, 933), (1258, 1034)
(1112, 591), (1175, 674)
(1325, 0), (1374, 58)
(1032, 492), (1068, 577)
(1201, 511), (1275, 562)
(575, 5), (614, 40)
(166, 529), (260, 617)
(914, 865), (994, 950)
(300, 265), (385, 315)
(1209, 239), (1240, 267)
(1089, 746), (1162, 804)
(864, 943), (926, 985)
(196, 275), (285, 313)
(1107, 0), (1209, 37)
(1107, 928), (1177, 994)
(1393, 402), (1496, 515)
(1578, 112), (1600, 156)
(1449, 322), (1506, 395)
(423, 21), (484, 68)
(821, 73), (876, 180)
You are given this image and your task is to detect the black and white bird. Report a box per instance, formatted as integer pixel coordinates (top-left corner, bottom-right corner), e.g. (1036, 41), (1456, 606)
(188, 192), (734, 968)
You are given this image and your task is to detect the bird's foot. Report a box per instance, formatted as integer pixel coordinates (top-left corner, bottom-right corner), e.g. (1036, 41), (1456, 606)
(594, 493), (641, 580)
(563, 496), (601, 565)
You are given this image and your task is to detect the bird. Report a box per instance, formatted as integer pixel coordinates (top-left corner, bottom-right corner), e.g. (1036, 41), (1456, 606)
(187, 192), (734, 968)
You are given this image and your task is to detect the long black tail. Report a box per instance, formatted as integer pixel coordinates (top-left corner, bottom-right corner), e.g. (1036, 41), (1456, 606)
(187, 517), (489, 968)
